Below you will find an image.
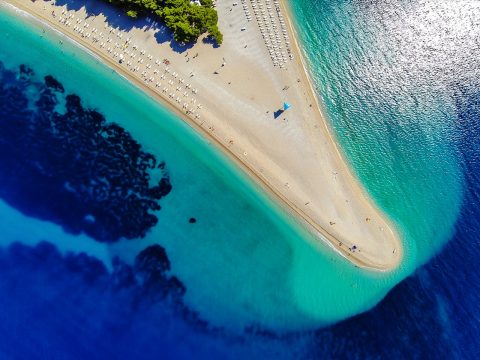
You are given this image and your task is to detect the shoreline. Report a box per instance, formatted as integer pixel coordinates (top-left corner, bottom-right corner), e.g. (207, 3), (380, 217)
(278, 1), (405, 264)
(2, 0), (403, 270)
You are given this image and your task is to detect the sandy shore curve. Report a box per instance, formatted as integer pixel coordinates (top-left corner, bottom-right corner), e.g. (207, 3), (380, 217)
(3, 0), (403, 270)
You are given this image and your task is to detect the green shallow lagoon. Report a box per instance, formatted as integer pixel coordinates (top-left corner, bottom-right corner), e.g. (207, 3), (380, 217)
(0, 2), (463, 331)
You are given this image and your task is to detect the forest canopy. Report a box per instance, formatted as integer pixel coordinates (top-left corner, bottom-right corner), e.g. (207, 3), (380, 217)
(105, 0), (223, 45)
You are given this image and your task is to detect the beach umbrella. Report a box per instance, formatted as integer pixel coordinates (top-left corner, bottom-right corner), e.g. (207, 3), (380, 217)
(283, 102), (291, 111)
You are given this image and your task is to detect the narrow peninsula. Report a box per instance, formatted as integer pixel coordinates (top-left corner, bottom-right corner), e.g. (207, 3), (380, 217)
(6, 0), (403, 270)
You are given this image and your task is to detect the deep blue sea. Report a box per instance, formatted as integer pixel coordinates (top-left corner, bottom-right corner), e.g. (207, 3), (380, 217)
(0, 0), (479, 359)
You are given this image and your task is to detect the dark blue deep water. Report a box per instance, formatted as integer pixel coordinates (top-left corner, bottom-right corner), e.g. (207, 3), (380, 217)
(0, 1), (479, 359)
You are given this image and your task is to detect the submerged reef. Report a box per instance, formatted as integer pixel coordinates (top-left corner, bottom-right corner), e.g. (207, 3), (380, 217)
(0, 63), (172, 242)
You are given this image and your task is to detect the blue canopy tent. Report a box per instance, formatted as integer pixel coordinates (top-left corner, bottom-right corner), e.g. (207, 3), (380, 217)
(283, 102), (292, 111)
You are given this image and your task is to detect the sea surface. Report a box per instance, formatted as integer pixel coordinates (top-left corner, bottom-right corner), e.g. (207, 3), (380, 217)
(0, 0), (478, 359)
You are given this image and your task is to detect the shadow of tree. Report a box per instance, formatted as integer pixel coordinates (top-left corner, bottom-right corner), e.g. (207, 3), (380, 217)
(202, 36), (220, 48)
(53, 0), (204, 53)
(154, 27), (195, 54)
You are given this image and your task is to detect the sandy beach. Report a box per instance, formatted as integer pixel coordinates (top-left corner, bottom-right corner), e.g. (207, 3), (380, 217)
(3, 0), (403, 270)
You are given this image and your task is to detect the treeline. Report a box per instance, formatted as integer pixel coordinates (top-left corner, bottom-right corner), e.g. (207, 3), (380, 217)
(105, 0), (223, 45)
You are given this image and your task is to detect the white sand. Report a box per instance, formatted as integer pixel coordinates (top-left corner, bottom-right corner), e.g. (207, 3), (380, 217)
(5, 0), (403, 270)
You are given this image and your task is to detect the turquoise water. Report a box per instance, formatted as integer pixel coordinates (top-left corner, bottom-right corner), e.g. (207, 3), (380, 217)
(0, 0), (464, 336)
(289, 0), (465, 267)
(1, 1), (480, 358)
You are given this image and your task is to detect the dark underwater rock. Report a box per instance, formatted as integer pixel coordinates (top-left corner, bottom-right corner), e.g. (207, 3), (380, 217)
(0, 62), (172, 242)
(44, 75), (64, 93)
(19, 64), (34, 82)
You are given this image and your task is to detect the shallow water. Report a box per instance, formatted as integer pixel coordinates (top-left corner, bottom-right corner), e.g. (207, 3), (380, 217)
(290, 0), (467, 265)
(292, 0), (480, 357)
(0, 0), (479, 358)
(0, 2), (412, 332)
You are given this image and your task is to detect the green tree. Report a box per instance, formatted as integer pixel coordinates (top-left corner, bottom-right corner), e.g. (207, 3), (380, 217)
(105, 0), (223, 45)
